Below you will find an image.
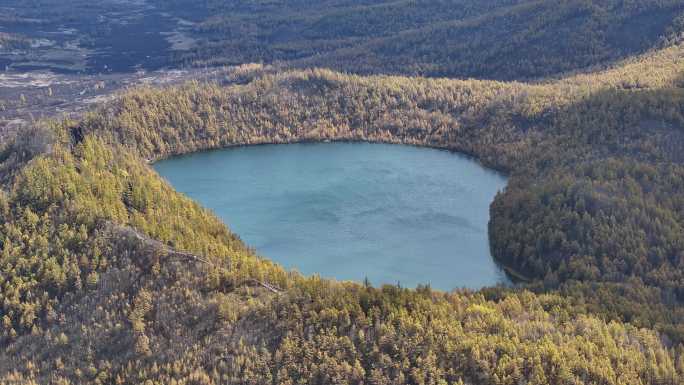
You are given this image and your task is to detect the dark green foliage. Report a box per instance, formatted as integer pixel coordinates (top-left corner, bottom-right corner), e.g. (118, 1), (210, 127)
(158, 0), (684, 80)
(491, 160), (684, 285)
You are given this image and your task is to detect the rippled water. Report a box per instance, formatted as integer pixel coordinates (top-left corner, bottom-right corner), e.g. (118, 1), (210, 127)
(154, 142), (509, 290)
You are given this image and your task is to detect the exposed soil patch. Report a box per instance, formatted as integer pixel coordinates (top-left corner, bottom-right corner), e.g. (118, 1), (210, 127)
(0, 68), (224, 137)
(0, 0), (196, 75)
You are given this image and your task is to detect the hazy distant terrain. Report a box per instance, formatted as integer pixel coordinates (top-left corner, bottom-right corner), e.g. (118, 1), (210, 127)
(0, 0), (206, 134)
(152, 0), (684, 80)
(3, 0), (683, 79)
(0, 0), (194, 74)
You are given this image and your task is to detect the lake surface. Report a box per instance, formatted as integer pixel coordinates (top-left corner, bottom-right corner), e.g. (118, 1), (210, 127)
(154, 143), (509, 290)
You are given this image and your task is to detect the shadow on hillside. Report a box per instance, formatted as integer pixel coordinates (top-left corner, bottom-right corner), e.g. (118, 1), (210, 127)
(538, 83), (684, 166)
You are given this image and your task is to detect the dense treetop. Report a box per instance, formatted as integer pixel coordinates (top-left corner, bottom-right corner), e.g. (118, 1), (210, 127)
(1, 38), (684, 383)
(155, 0), (684, 80)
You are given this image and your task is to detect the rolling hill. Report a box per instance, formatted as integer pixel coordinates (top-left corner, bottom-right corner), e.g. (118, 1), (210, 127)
(162, 0), (684, 80)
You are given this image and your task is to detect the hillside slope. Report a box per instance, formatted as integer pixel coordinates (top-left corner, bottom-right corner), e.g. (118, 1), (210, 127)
(0, 138), (680, 384)
(161, 0), (684, 80)
(1, 40), (684, 383)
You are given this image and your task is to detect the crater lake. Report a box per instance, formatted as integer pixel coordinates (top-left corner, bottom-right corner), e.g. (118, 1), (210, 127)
(154, 142), (509, 290)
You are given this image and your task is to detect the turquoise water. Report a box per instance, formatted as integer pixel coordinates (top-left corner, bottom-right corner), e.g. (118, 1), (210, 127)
(154, 143), (509, 290)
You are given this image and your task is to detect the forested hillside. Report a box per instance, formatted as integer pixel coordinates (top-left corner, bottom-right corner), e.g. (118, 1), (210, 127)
(1, 37), (684, 383)
(159, 0), (684, 80)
